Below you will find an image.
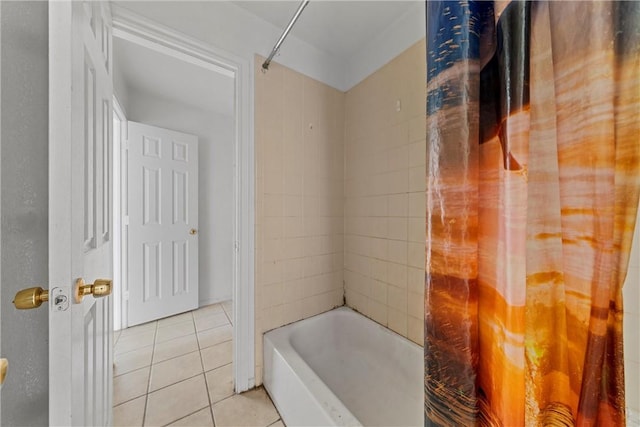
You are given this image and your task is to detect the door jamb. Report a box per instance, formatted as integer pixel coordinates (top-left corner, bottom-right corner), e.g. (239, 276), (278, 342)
(111, 6), (256, 392)
(112, 96), (126, 332)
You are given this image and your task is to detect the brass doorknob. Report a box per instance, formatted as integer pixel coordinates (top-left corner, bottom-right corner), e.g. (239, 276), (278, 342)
(189, 228), (197, 235)
(0, 358), (7, 386)
(74, 278), (112, 303)
(13, 287), (49, 309)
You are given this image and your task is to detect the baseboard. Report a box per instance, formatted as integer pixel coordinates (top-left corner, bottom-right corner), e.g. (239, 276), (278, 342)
(199, 297), (231, 307)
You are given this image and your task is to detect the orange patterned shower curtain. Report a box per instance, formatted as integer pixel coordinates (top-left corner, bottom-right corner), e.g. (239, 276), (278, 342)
(425, 1), (640, 425)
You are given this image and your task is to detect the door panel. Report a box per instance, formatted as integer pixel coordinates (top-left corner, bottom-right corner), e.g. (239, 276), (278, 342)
(127, 122), (199, 326)
(49, 1), (113, 425)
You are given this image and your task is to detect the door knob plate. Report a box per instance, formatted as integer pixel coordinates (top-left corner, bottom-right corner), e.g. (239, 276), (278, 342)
(52, 287), (69, 311)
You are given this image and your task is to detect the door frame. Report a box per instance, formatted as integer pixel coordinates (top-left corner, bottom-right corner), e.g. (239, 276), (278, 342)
(111, 5), (256, 392)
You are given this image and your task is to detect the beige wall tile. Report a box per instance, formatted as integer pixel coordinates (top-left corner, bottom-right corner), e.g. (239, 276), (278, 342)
(408, 266), (425, 294)
(407, 315), (424, 345)
(256, 40), (427, 384)
(344, 40), (426, 343)
(408, 139), (427, 168)
(388, 308), (408, 336)
(255, 56), (345, 384)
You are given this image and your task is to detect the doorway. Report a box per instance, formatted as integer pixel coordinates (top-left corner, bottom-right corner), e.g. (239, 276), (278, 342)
(111, 6), (256, 394)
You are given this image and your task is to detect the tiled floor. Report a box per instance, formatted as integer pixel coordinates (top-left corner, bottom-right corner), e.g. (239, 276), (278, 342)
(113, 301), (284, 426)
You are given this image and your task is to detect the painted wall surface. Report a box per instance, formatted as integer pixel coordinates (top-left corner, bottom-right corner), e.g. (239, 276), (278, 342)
(343, 39), (427, 345)
(344, 2), (425, 91)
(122, 89), (235, 305)
(112, 2), (425, 93)
(254, 56), (345, 385)
(624, 204), (640, 418)
(113, 1), (346, 91)
(0, 2), (49, 425)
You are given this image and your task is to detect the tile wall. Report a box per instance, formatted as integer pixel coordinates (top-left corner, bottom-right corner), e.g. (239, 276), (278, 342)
(343, 40), (427, 345)
(254, 56), (345, 385)
(253, 41), (640, 415)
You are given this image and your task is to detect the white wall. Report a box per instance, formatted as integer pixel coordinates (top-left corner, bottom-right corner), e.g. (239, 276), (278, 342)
(122, 88), (235, 306)
(113, 1), (346, 90)
(112, 2), (425, 93)
(344, 2), (425, 90)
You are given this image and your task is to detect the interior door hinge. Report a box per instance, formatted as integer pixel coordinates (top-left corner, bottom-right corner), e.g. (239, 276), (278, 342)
(234, 241), (239, 252)
(123, 215), (130, 226)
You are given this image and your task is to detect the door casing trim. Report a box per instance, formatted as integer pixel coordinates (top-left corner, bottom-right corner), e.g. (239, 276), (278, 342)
(111, 5), (256, 392)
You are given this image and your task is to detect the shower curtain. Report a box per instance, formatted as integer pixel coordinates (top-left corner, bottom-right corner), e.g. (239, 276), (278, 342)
(425, 1), (640, 426)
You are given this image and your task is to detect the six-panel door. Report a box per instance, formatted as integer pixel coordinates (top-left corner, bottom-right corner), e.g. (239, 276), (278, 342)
(126, 121), (199, 326)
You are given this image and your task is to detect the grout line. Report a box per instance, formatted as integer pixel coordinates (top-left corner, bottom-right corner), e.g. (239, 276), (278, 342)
(115, 340), (156, 357)
(199, 337), (233, 352)
(194, 318), (218, 426)
(160, 404), (211, 427)
(141, 320), (159, 426)
(157, 317), (195, 330)
(152, 339), (200, 365)
(112, 380), (149, 408)
(115, 308), (229, 426)
(113, 347), (154, 378)
(155, 323), (197, 344)
(204, 361), (233, 377)
(113, 330), (122, 348)
(262, 386), (286, 425)
(148, 371), (206, 395)
(222, 302), (232, 325)
(195, 321), (232, 335)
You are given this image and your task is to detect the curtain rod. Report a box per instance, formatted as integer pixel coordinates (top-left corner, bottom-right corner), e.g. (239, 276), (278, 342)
(262, 0), (310, 71)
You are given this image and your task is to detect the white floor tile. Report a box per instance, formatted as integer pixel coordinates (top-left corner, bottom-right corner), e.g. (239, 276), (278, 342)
(113, 302), (279, 427)
(201, 341), (233, 372)
(153, 333), (199, 364)
(119, 321), (157, 339)
(205, 363), (234, 404)
(198, 324), (232, 350)
(116, 331), (156, 354)
(114, 367), (150, 406)
(113, 396), (145, 427)
(167, 407), (214, 427)
(157, 311), (194, 328)
(195, 312), (230, 332)
(114, 345), (153, 377)
(156, 320), (196, 343)
(193, 304), (225, 319)
(149, 351), (203, 392)
(144, 375), (209, 426)
(212, 388), (279, 427)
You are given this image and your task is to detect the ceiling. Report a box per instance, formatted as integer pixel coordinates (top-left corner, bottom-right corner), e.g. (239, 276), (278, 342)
(232, 1), (418, 60)
(113, 36), (235, 117)
(113, 1), (419, 119)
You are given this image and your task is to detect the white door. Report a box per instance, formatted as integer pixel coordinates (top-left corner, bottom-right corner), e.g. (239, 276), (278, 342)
(49, 1), (114, 425)
(126, 122), (199, 326)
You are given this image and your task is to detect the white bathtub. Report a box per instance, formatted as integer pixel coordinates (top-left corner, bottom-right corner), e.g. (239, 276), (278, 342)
(263, 307), (423, 426)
